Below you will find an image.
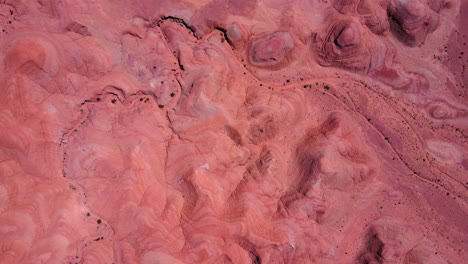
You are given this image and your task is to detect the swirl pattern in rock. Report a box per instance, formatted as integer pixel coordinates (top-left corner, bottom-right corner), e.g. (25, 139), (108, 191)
(0, 0), (466, 263)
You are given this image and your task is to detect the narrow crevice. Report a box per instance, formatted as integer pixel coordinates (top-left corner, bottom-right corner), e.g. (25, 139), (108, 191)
(177, 56), (185, 71)
(122, 31), (142, 39)
(158, 15), (200, 39)
(214, 26), (233, 46)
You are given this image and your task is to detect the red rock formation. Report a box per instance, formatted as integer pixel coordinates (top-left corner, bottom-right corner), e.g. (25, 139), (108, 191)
(0, 0), (466, 263)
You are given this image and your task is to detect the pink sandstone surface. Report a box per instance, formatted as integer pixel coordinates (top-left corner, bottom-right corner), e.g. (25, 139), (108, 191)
(0, 0), (466, 263)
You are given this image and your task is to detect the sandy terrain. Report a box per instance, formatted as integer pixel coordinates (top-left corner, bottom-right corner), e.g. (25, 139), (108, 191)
(0, 0), (466, 263)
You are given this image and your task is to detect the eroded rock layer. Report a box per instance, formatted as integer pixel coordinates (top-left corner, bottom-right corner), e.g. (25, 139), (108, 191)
(0, 0), (466, 263)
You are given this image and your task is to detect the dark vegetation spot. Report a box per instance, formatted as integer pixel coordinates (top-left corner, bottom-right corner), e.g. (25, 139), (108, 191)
(140, 98), (143, 102)
(97, 219), (102, 224)
(158, 104), (164, 109)
(96, 97), (101, 102)
(111, 99), (116, 104)
(86, 212), (90, 216)
(286, 79), (290, 83)
(10, 10), (13, 15)
(324, 85), (330, 90)
(170, 92), (175, 97)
